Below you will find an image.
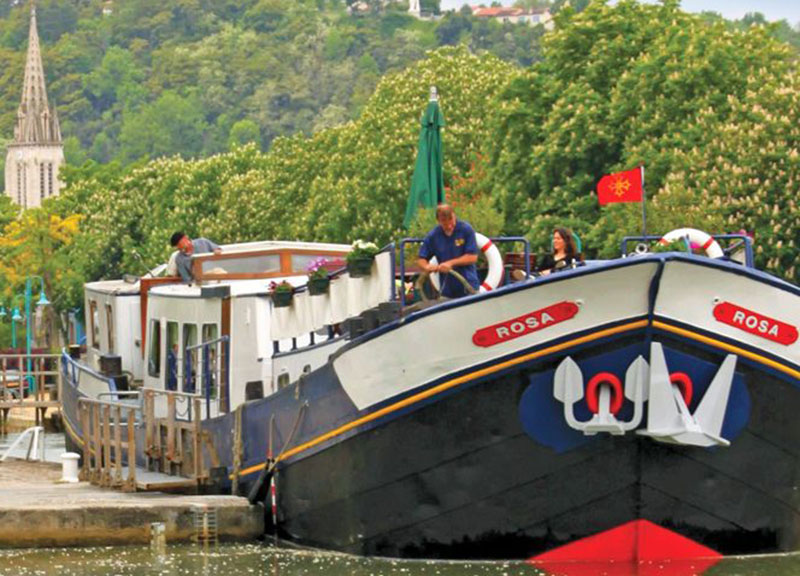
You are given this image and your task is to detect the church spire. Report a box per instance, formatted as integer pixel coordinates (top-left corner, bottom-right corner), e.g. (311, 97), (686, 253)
(14, 1), (61, 144)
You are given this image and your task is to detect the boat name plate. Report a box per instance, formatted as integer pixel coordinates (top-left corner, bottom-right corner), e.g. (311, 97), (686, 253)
(713, 301), (798, 346)
(472, 301), (579, 348)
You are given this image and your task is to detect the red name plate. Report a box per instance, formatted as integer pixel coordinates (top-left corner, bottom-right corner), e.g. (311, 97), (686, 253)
(713, 301), (798, 346)
(472, 301), (579, 348)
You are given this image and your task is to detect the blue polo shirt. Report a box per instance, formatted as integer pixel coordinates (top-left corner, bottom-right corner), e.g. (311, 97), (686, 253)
(419, 220), (480, 298)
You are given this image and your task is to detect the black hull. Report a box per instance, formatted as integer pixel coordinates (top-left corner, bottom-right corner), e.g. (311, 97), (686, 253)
(274, 335), (800, 559)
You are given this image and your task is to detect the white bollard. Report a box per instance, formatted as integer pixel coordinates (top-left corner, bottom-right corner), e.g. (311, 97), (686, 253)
(60, 452), (81, 483)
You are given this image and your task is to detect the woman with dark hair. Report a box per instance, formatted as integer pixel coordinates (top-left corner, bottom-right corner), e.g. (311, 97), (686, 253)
(537, 227), (583, 276)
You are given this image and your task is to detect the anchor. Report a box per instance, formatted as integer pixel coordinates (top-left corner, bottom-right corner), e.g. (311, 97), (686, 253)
(554, 354), (648, 435)
(638, 342), (736, 447)
(553, 342), (737, 447)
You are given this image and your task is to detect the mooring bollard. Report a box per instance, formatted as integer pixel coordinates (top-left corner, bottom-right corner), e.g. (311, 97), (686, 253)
(150, 522), (166, 554)
(60, 452), (80, 483)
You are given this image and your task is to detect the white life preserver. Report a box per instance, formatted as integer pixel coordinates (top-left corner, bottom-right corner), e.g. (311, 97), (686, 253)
(659, 228), (724, 259)
(476, 232), (503, 292)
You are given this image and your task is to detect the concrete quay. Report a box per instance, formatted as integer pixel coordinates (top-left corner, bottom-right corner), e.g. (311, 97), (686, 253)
(0, 459), (264, 548)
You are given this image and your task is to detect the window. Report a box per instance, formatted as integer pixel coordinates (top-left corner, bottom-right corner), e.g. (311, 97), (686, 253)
(105, 304), (115, 353)
(182, 324), (198, 393)
(40, 163), (45, 200)
(148, 319), (161, 378)
(200, 254), (280, 275)
(47, 163), (53, 196)
(201, 324), (219, 398)
(166, 321), (179, 391)
(89, 300), (100, 350)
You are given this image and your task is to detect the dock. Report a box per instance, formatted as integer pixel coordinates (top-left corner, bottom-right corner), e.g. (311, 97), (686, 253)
(0, 459), (264, 548)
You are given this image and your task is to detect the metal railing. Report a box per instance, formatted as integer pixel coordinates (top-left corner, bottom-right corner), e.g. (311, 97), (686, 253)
(184, 336), (230, 417)
(620, 233), (755, 268)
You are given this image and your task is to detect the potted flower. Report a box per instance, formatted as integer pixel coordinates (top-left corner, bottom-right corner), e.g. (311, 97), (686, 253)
(269, 280), (294, 307)
(346, 240), (379, 278)
(307, 257), (330, 295)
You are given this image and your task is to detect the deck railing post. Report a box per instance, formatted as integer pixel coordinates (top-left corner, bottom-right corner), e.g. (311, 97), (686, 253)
(126, 408), (136, 492)
(193, 396), (202, 480)
(80, 401), (90, 481)
(166, 393), (176, 469)
(102, 404), (112, 486)
(114, 405), (123, 486)
(92, 403), (101, 483)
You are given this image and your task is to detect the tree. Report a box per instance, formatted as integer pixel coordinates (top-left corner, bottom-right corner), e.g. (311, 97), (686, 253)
(486, 0), (799, 283)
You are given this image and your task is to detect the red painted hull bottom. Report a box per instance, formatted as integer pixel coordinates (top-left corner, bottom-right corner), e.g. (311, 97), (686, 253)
(528, 520), (722, 576)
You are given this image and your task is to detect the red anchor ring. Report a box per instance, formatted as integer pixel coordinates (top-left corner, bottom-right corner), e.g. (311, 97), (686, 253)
(669, 372), (693, 406)
(586, 372), (624, 414)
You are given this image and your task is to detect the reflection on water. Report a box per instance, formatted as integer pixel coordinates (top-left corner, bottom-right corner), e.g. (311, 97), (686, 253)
(0, 544), (799, 576)
(0, 431), (65, 462)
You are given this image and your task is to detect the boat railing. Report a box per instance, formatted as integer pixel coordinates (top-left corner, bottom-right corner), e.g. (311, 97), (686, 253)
(620, 233), (754, 267)
(184, 335), (230, 417)
(398, 236), (531, 310)
(140, 387), (207, 482)
(61, 351), (118, 399)
(77, 395), (139, 490)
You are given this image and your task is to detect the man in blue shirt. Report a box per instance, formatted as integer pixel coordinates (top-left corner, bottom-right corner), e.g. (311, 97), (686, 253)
(417, 204), (480, 298)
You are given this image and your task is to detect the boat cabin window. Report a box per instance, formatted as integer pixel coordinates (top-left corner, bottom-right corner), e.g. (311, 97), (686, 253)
(166, 321), (179, 391)
(201, 323), (219, 399)
(148, 319), (161, 378)
(200, 254), (280, 276)
(182, 323), (198, 393)
(105, 304), (115, 354)
(89, 300), (100, 350)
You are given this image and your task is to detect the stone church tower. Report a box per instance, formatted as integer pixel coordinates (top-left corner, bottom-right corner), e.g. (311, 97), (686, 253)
(5, 2), (64, 208)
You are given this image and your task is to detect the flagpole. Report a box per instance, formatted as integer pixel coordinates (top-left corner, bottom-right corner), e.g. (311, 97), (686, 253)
(640, 165), (647, 239)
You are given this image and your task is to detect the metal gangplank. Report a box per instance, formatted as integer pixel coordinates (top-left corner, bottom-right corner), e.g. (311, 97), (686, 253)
(78, 388), (213, 492)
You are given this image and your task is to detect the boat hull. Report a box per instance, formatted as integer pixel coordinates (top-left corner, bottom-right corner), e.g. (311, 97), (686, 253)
(271, 332), (800, 558)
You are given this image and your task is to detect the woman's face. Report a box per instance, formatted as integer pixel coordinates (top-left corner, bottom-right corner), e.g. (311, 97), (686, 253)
(553, 231), (565, 253)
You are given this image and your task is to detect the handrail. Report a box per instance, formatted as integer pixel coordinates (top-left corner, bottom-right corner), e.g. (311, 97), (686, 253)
(140, 386), (202, 400)
(398, 236), (531, 310)
(620, 233), (754, 268)
(61, 350), (117, 392)
(184, 335), (230, 416)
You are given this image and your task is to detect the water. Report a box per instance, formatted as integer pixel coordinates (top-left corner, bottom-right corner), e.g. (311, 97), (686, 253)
(0, 543), (799, 576)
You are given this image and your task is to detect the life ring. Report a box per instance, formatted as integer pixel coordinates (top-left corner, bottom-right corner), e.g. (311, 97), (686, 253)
(476, 233), (502, 292)
(658, 228), (724, 259)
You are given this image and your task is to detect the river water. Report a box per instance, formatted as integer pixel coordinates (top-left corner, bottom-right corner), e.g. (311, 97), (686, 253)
(1, 543), (800, 576)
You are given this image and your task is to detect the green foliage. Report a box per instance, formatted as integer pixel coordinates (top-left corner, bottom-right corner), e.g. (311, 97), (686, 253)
(0, 0), (549, 181)
(487, 0), (799, 283)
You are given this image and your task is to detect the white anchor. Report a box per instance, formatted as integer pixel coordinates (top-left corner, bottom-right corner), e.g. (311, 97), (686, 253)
(554, 354), (648, 435)
(553, 342), (737, 447)
(637, 343), (736, 447)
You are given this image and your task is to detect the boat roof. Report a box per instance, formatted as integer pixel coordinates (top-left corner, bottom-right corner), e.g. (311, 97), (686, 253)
(85, 239), (352, 296)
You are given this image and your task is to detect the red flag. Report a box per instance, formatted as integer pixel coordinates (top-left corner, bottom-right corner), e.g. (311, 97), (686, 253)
(597, 167), (643, 205)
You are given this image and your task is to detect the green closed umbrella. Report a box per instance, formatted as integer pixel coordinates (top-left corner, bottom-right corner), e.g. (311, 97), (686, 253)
(403, 89), (446, 228)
